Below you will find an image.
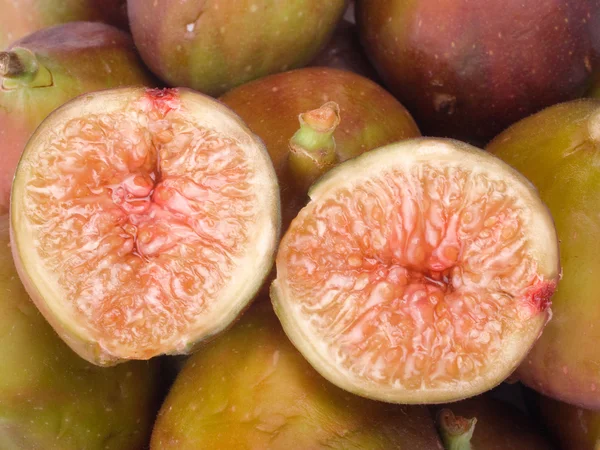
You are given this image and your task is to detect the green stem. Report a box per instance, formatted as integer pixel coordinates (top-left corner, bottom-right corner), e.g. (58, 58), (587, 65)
(0, 48), (52, 89)
(288, 101), (341, 191)
(437, 409), (477, 450)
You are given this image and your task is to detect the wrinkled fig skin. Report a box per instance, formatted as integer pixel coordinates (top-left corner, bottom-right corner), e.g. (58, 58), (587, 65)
(128, 0), (347, 97)
(151, 301), (444, 450)
(356, 0), (600, 145)
(220, 67), (420, 231)
(0, 0), (128, 49)
(0, 215), (160, 450)
(0, 22), (156, 214)
(537, 395), (600, 450)
(434, 395), (553, 450)
(487, 99), (600, 409)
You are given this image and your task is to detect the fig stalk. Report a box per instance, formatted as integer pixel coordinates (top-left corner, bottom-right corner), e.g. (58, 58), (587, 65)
(437, 409), (476, 450)
(288, 101), (340, 191)
(0, 48), (52, 88)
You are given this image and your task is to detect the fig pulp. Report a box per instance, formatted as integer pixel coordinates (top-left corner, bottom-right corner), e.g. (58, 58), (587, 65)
(434, 395), (553, 450)
(272, 138), (560, 404)
(151, 300), (444, 450)
(356, 0), (600, 144)
(0, 214), (160, 450)
(128, 0), (347, 96)
(10, 87), (280, 366)
(0, 0), (128, 49)
(488, 99), (600, 409)
(0, 21), (156, 214)
(220, 67), (420, 231)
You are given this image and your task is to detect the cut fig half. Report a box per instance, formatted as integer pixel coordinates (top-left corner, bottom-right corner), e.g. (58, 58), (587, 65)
(271, 138), (560, 404)
(11, 87), (280, 366)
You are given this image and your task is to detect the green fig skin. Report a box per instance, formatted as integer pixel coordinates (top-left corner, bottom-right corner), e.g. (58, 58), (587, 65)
(127, 0), (347, 97)
(0, 21), (157, 214)
(434, 395), (553, 450)
(487, 99), (600, 409)
(0, 0), (128, 49)
(150, 301), (444, 450)
(356, 0), (600, 145)
(220, 67), (420, 231)
(0, 214), (161, 449)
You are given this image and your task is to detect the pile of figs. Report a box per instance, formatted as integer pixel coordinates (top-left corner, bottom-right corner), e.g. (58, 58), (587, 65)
(2, 0), (600, 448)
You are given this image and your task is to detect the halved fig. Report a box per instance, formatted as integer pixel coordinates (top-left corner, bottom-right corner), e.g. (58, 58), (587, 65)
(271, 138), (560, 404)
(10, 87), (280, 366)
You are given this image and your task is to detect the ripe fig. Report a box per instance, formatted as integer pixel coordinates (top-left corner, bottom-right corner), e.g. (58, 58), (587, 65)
(487, 99), (600, 409)
(0, 0), (128, 49)
(356, 0), (600, 144)
(0, 21), (156, 214)
(272, 138), (560, 404)
(151, 300), (444, 450)
(0, 214), (160, 450)
(128, 0), (347, 96)
(434, 395), (553, 450)
(10, 87), (280, 366)
(220, 67), (420, 231)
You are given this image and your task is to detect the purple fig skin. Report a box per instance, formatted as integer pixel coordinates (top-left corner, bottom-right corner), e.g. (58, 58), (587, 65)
(487, 99), (600, 409)
(356, 0), (600, 145)
(127, 0), (347, 96)
(151, 300), (444, 450)
(0, 214), (161, 450)
(0, 0), (128, 49)
(0, 22), (157, 214)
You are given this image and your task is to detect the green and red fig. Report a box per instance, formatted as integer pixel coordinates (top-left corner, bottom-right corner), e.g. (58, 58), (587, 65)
(128, 0), (347, 96)
(488, 99), (600, 409)
(220, 67), (420, 230)
(0, 214), (160, 450)
(356, 0), (600, 144)
(151, 300), (444, 450)
(0, 21), (156, 214)
(10, 87), (280, 366)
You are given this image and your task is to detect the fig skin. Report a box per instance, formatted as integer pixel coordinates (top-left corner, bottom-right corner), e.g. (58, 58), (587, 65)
(356, 0), (600, 145)
(0, 214), (161, 450)
(220, 67), (420, 231)
(150, 300), (444, 450)
(434, 395), (553, 450)
(487, 99), (600, 409)
(0, 21), (157, 214)
(127, 0), (347, 97)
(0, 0), (128, 49)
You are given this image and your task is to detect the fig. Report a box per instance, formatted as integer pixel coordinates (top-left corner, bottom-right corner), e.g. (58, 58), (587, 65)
(0, 0), (128, 49)
(356, 0), (600, 144)
(0, 214), (160, 449)
(220, 67), (420, 231)
(537, 395), (600, 450)
(0, 21), (156, 214)
(272, 138), (560, 404)
(487, 99), (600, 409)
(127, 0), (347, 96)
(590, 74), (600, 98)
(10, 87), (280, 366)
(434, 395), (553, 450)
(150, 300), (444, 450)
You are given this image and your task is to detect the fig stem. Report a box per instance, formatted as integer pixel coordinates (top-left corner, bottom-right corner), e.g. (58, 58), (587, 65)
(437, 409), (476, 450)
(0, 48), (53, 89)
(288, 101), (341, 191)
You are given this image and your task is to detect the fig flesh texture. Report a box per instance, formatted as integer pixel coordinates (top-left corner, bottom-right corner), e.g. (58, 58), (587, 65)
(434, 395), (553, 450)
(151, 300), (444, 450)
(0, 21), (156, 214)
(356, 0), (600, 145)
(128, 0), (347, 97)
(10, 87), (280, 366)
(272, 138), (560, 404)
(0, 0), (128, 50)
(220, 67), (420, 231)
(0, 214), (160, 450)
(536, 394), (600, 450)
(488, 99), (600, 409)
